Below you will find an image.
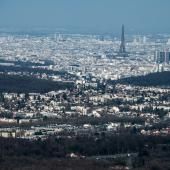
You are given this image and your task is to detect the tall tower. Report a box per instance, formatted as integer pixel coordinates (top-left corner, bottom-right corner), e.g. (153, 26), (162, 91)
(119, 24), (128, 57)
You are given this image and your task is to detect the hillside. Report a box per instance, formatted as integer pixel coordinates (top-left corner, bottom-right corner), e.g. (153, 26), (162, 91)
(0, 74), (74, 93)
(116, 71), (170, 86)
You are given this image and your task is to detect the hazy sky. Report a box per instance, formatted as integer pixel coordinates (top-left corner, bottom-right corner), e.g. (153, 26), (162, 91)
(0, 0), (170, 34)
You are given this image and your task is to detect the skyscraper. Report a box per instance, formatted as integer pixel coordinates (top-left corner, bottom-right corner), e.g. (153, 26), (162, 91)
(119, 24), (128, 57)
(155, 50), (170, 64)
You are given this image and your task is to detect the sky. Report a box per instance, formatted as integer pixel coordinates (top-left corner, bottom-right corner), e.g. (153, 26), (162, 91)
(0, 0), (170, 34)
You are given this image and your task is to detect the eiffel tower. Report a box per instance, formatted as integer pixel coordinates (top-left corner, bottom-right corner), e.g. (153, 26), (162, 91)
(119, 24), (128, 57)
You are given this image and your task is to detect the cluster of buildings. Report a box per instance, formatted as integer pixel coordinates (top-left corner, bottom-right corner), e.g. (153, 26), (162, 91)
(154, 50), (170, 64)
(0, 82), (169, 139)
(0, 28), (170, 139)
(0, 28), (170, 81)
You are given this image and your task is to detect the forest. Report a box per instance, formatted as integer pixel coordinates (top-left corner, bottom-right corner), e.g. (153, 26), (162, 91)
(0, 74), (74, 93)
(114, 71), (170, 86)
(0, 135), (170, 169)
(0, 64), (69, 76)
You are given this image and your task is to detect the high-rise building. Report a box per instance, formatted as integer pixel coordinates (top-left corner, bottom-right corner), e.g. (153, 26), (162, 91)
(155, 50), (170, 64)
(119, 24), (128, 57)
